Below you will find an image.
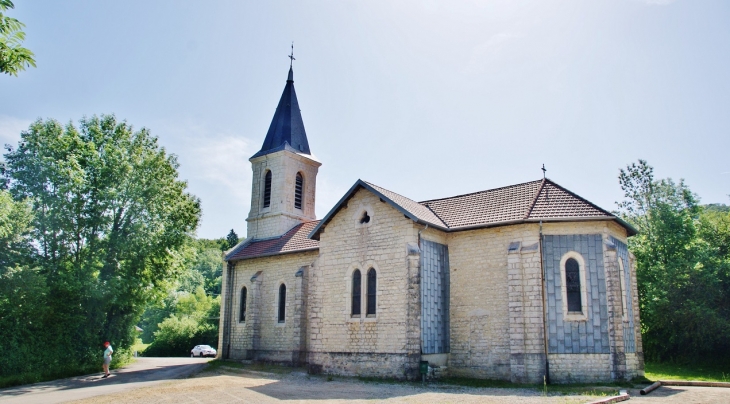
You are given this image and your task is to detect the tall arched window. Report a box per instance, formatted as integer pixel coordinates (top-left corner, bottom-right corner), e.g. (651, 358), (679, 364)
(565, 258), (582, 312)
(263, 170), (272, 208)
(366, 268), (376, 316)
(294, 172), (303, 210)
(278, 284), (286, 323)
(239, 287), (247, 322)
(351, 270), (361, 317)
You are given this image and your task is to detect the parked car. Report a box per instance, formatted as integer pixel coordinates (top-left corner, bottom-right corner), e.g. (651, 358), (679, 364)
(191, 345), (217, 358)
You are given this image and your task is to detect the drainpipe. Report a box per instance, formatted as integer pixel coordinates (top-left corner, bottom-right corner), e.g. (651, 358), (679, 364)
(539, 220), (550, 384)
(224, 261), (235, 359)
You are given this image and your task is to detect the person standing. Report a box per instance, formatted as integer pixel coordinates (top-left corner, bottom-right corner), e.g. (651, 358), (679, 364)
(102, 341), (113, 378)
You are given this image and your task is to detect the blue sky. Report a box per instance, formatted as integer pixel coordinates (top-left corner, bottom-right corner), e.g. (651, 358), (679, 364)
(2, 0), (729, 239)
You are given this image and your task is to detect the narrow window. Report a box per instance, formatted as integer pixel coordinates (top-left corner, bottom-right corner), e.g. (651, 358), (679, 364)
(352, 270), (361, 316)
(618, 258), (628, 318)
(278, 284), (286, 323)
(239, 287), (247, 322)
(565, 258), (582, 312)
(366, 268), (376, 316)
(263, 170), (272, 208)
(294, 173), (303, 210)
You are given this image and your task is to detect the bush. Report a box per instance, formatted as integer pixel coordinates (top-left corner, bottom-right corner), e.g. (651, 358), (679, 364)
(143, 315), (218, 357)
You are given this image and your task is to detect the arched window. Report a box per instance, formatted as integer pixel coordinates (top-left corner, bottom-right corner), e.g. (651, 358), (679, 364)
(239, 287), (247, 322)
(352, 270), (361, 317)
(366, 268), (376, 316)
(278, 284), (286, 323)
(565, 258), (582, 312)
(294, 173), (303, 210)
(263, 170), (272, 208)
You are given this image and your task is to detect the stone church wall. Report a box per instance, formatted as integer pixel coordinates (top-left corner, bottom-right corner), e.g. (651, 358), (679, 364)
(247, 150), (320, 239)
(219, 249), (318, 363)
(308, 188), (421, 379)
(446, 223), (542, 381)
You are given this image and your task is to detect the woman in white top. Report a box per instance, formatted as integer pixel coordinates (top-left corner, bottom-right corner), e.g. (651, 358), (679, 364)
(102, 341), (113, 378)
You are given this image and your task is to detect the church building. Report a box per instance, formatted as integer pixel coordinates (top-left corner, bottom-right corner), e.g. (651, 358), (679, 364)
(218, 65), (644, 383)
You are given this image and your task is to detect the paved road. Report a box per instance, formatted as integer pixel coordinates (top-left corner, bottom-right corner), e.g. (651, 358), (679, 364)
(0, 357), (210, 404)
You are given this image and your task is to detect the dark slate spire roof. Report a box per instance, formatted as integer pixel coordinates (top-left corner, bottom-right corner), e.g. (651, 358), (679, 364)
(251, 66), (311, 159)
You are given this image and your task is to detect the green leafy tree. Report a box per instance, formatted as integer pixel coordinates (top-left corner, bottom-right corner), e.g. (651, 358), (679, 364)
(1, 115), (201, 379)
(226, 229), (239, 250)
(143, 287), (220, 357)
(617, 160), (730, 362)
(0, 189), (33, 268)
(0, 0), (35, 76)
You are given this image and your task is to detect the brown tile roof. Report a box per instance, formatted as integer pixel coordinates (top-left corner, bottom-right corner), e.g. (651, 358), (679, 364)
(365, 181), (447, 228)
(309, 178), (635, 240)
(421, 180), (543, 228)
(227, 221), (320, 261)
(527, 180), (612, 220)
(421, 178), (617, 230)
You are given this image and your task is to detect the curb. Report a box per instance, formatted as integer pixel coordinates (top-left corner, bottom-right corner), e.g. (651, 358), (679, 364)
(587, 390), (629, 404)
(640, 380), (730, 395)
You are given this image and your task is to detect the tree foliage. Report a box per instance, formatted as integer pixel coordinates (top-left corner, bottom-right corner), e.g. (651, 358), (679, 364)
(0, 115), (200, 382)
(137, 237), (223, 344)
(617, 160), (730, 362)
(226, 228), (239, 250)
(142, 287), (219, 357)
(0, 0), (35, 76)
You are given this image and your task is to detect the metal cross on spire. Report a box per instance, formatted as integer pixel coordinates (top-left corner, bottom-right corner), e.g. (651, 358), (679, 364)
(542, 164), (547, 179)
(288, 42), (295, 67)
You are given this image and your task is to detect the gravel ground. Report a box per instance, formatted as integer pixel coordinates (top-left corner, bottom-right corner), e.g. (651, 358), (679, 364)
(68, 366), (730, 404)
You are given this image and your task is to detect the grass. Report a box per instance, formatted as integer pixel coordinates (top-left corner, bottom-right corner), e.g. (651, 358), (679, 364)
(0, 365), (98, 389)
(131, 339), (150, 355)
(645, 361), (730, 383)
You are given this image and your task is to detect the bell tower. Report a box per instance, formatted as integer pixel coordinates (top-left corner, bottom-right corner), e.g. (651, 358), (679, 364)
(246, 65), (321, 240)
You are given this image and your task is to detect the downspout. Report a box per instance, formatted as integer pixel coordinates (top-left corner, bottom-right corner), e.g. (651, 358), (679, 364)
(417, 223), (429, 248)
(224, 260), (235, 359)
(539, 220), (550, 384)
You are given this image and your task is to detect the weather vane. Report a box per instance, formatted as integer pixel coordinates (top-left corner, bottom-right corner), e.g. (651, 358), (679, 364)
(541, 164), (547, 179)
(288, 42), (295, 67)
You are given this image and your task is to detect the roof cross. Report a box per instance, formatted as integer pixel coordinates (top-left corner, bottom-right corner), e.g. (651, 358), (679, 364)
(541, 164), (547, 179)
(288, 42), (295, 67)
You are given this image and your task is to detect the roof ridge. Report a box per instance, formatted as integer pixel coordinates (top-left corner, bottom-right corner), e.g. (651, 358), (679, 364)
(419, 179), (544, 204)
(363, 180), (449, 228)
(523, 178), (548, 220)
(532, 178), (615, 218)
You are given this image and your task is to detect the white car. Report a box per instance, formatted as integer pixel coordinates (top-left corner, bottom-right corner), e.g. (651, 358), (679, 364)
(190, 345), (217, 358)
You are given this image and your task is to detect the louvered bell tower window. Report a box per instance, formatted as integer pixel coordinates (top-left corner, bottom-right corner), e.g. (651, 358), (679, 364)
(263, 170), (272, 208)
(565, 258), (582, 312)
(294, 173), (303, 210)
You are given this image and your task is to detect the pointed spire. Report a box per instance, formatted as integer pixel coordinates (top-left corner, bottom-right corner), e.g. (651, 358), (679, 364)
(251, 65), (311, 159)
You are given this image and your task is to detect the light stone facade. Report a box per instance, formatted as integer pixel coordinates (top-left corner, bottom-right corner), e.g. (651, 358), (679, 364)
(221, 185), (644, 383)
(247, 150), (320, 240)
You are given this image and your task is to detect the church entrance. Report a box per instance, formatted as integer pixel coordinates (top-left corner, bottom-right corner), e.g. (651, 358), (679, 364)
(420, 240), (450, 355)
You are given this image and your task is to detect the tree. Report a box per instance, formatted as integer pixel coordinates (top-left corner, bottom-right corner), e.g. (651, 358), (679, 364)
(2, 115), (201, 378)
(226, 229), (239, 250)
(0, 0), (35, 76)
(617, 160), (730, 362)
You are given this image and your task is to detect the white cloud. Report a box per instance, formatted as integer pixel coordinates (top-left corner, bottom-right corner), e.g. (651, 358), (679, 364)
(0, 115), (32, 148)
